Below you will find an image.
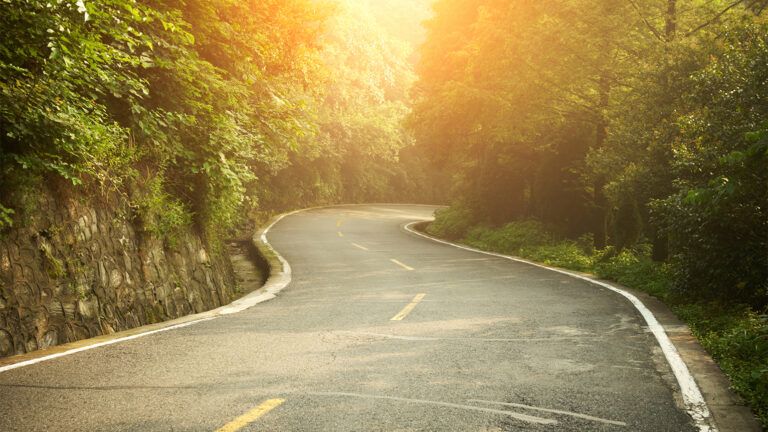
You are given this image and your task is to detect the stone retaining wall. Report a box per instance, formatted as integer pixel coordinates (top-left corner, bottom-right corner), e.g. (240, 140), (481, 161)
(0, 188), (236, 357)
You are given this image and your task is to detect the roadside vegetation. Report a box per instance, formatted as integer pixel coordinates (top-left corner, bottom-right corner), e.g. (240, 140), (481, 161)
(0, 0), (437, 247)
(414, 1), (768, 424)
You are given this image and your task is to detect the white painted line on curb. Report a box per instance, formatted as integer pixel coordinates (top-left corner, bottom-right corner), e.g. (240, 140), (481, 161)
(404, 221), (716, 432)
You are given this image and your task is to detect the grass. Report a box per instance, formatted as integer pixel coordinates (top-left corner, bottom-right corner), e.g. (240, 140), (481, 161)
(426, 208), (768, 427)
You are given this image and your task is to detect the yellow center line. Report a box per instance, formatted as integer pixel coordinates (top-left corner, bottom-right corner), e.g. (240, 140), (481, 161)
(337, 231), (344, 237)
(391, 293), (427, 321)
(215, 398), (285, 432)
(351, 242), (369, 251)
(390, 258), (414, 271)
(336, 219), (344, 227)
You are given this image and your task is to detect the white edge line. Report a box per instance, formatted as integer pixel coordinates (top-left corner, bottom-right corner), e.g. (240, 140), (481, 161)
(404, 221), (716, 432)
(0, 318), (215, 373)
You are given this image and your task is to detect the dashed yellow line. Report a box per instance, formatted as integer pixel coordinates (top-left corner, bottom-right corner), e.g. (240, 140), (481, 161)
(336, 219), (344, 227)
(391, 293), (427, 321)
(351, 243), (369, 251)
(337, 231), (344, 237)
(215, 398), (285, 432)
(390, 258), (414, 271)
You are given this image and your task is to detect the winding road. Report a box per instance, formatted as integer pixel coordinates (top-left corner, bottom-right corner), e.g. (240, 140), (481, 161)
(0, 204), (700, 431)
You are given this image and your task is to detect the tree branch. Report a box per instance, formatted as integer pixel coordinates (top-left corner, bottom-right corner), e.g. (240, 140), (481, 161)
(627, 0), (665, 42)
(685, 0), (747, 37)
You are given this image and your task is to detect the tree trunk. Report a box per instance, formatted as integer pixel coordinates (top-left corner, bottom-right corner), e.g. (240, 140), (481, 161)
(592, 75), (610, 249)
(666, 0), (677, 40)
(648, 0), (676, 260)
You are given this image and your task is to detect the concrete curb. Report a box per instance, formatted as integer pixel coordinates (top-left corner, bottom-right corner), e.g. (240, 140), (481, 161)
(405, 221), (762, 432)
(216, 210), (297, 315)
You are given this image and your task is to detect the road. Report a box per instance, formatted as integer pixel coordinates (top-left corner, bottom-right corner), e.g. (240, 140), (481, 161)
(0, 204), (697, 431)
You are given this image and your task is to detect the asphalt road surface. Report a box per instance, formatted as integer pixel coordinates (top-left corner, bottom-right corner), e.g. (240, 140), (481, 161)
(0, 204), (697, 431)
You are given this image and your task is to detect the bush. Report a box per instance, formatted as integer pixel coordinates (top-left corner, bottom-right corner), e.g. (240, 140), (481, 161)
(426, 204), (476, 240)
(135, 177), (193, 248)
(595, 248), (673, 300)
(465, 220), (552, 255)
(526, 242), (594, 272)
(676, 304), (768, 425)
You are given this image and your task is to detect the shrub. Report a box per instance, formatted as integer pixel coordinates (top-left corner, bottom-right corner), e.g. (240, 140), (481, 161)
(465, 220), (552, 255)
(595, 247), (673, 300)
(676, 303), (768, 425)
(526, 242), (594, 272)
(135, 177), (193, 248)
(426, 204), (476, 240)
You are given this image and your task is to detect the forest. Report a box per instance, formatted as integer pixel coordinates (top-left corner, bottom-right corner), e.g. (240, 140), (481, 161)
(0, 0), (766, 427)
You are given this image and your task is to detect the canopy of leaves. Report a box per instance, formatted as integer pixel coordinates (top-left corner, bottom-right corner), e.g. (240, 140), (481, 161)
(0, 0), (434, 242)
(411, 0), (768, 308)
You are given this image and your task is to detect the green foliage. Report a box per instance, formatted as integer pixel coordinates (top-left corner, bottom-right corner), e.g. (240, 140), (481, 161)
(135, 176), (192, 249)
(0, 0), (143, 190)
(594, 248), (673, 300)
(677, 304), (768, 426)
(464, 221), (552, 255)
(0, 0), (432, 245)
(653, 24), (768, 307)
(425, 205), (476, 240)
(0, 205), (13, 231)
(525, 243), (595, 273)
(261, 0), (425, 209)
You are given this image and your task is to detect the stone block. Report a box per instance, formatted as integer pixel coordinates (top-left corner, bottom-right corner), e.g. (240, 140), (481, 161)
(25, 338), (37, 353)
(48, 300), (64, 317)
(0, 246), (10, 273)
(97, 261), (108, 288)
(76, 297), (99, 320)
(197, 248), (210, 264)
(0, 329), (13, 357)
(39, 329), (57, 349)
(109, 268), (122, 288)
(62, 302), (76, 321)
